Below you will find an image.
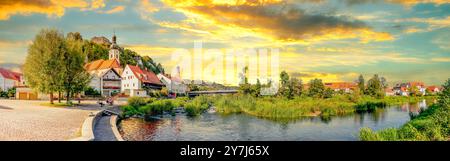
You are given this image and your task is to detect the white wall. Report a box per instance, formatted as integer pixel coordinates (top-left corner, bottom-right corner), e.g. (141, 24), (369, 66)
(103, 69), (120, 80)
(0, 76), (4, 91)
(88, 75), (101, 91)
(0, 76), (16, 91)
(121, 65), (141, 93)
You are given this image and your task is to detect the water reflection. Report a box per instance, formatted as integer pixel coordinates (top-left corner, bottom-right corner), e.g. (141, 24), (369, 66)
(119, 100), (431, 141)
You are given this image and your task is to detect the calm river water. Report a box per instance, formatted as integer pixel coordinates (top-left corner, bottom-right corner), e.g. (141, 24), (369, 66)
(119, 100), (429, 141)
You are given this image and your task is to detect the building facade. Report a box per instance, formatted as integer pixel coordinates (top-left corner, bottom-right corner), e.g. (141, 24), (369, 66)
(121, 65), (163, 97)
(0, 67), (23, 91)
(84, 34), (122, 96)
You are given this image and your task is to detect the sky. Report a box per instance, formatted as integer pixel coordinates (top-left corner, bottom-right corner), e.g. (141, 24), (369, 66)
(0, 0), (449, 86)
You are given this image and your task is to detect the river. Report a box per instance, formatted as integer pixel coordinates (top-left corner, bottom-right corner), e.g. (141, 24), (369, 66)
(119, 100), (429, 141)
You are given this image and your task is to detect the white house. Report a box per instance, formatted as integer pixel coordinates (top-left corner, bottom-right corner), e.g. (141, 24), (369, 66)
(121, 65), (163, 97)
(0, 67), (23, 91)
(157, 66), (187, 95)
(86, 68), (121, 96)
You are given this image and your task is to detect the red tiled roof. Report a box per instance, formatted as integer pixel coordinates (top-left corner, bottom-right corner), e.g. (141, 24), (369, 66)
(84, 59), (120, 71)
(0, 67), (22, 81)
(385, 88), (394, 92)
(128, 65), (163, 85)
(427, 86), (440, 91)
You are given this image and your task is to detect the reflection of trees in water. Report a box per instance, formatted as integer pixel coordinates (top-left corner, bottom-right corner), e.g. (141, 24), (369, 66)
(119, 118), (160, 141)
(353, 108), (388, 125)
(370, 108), (387, 123)
(170, 116), (182, 139)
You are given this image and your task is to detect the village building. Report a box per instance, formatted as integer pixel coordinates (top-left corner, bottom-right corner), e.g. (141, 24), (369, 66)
(426, 86), (441, 94)
(324, 82), (357, 93)
(157, 66), (187, 96)
(385, 88), (395, 96)
(84, 34), (122, 96)
(0, 67), (48, 100)
(121, 64), (164, 97)
(0, 67), (24, 91)
(393, 81), (426, 96)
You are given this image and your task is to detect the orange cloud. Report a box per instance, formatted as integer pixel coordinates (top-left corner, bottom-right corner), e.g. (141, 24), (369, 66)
(345, 0), (449, 6)
(151, 0), (393, 43)
(101, 6), (125, 14)
(0, 0), (106, 20)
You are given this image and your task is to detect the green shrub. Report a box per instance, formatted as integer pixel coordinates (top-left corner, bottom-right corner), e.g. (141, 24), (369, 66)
(128, 97), (147, 108)
(185, 95), (211, 116)
(359, 128), (381, 141)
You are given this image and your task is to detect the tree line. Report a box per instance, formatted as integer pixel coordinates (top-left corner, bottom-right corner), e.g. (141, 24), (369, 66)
(239, 69), (388, 99)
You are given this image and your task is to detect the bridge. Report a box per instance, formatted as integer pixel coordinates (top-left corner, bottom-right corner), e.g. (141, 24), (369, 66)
(187, 90), (238, 97)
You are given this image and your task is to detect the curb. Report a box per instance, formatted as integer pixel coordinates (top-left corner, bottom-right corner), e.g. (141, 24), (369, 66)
(110, 115), (125, 141)
(68, 110), (104, 141)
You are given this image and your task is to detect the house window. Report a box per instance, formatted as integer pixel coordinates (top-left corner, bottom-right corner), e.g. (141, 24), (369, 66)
(137, 92), (139, 95)
(133, 83), (135, 87)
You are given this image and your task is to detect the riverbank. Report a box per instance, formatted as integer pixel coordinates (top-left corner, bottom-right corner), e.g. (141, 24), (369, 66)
(120, 95), (436, 120)
(359, 80), (449, 141)
(212, 95), (435, 119)
(359, 103), (449, 141)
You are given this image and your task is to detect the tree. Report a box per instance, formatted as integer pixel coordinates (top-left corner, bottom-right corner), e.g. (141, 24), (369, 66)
(380, 77), (388, 88)
(67, 32), (83, 41)
(82, 40), (108, 62)
(24, 29), (66, 104)
(358, 74), (365, 94)
(438, 78), (450, 107)
(253, 79), (262, 97)
(324, 88), (334, 99)
(409, 85), (419, 97)
(308, 78), (325, 98)
(366, 74), (384, 98)
(292, 78), (303, 96)
(62, 33), (91, 103)
(121, 49), (138, 67)
(279, 71), (290, 96)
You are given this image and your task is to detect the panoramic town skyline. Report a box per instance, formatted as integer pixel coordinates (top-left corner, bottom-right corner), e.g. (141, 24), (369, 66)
(0, 0), (449, 85)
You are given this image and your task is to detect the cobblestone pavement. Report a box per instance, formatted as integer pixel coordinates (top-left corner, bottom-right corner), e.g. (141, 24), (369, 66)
(0, 99), (102, 141)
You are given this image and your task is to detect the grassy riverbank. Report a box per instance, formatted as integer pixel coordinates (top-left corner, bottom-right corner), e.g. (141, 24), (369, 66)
(121, 94), (435, 120)
(121, 96), (210, 117)
(359, 104), (449, 141)
(359, 79), (450, 141)
(212, 95), (435, 119)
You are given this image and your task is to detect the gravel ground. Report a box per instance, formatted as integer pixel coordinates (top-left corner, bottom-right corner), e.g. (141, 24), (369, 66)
(0, 99), (102, 141)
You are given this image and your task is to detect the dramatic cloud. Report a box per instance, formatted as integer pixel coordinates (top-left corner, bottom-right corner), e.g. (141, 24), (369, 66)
(143, 0), (394, 43)
(101, 5), (125, 14)
(0, 0), (106, 20)
(345, 0), (449, 6)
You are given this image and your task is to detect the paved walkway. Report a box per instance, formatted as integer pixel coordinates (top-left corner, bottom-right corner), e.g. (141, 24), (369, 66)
(93, 105), (123, 141)
(94, 115), (117, 141)
(0, 99), (102, 141)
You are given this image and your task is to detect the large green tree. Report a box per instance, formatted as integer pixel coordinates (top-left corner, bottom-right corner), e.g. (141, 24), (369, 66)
(438, 78), (450, 107)
(24, 29), (66, 104)
(63, 34), (91, 103)
(366, 74), (384, 98)
(291, 77), (303, 96)
(308, 78), (325, 98)
(279, 71), (290, 96)
(358, 74), (365, 94)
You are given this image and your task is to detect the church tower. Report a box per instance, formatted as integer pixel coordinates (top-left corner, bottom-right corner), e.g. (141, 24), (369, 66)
(109, 33), (120, 65)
